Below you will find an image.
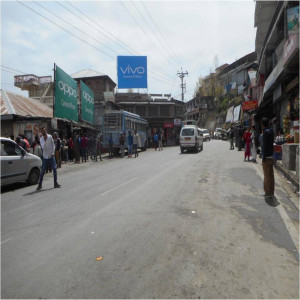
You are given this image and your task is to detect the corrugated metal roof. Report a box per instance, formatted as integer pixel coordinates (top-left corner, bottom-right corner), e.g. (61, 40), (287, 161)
(71, 69), (105, 78)
(0, 89), (53, 118)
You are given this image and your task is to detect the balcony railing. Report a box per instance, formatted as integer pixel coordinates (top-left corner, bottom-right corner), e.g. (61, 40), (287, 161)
(14, 74), (52, 86)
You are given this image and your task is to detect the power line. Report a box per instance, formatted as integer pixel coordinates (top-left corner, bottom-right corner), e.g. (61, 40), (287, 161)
(58, 1), (175, 84)
(17, 1), (116, 60)
(130, 1), (178, 68)
(140, 2), (181, 66)
(34, 1), (119, 55)
(1, 65), (27, 74)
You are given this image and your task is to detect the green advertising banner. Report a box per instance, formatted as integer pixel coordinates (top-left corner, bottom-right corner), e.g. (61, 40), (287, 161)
(80, 80), (94, 124)
(54, 65), (78, 122)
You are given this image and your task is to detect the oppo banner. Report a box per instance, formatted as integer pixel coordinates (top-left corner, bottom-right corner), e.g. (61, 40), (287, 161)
(80, 80), (94, 123)
(117, 56), (148, 89)
(54, 65), (78, 122)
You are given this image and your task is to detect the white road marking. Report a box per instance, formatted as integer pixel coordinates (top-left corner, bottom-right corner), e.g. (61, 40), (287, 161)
(252, 163), (299, 252)
(100, 177), (138, 196)
(1, 238), (13, 245)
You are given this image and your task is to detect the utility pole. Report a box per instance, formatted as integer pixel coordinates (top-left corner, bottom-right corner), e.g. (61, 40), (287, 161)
(177, 68), (188, 102)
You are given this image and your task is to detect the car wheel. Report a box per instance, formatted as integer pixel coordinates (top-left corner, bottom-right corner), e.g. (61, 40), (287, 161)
(196, 144), (199, 153)
(27, 168), (40, 185)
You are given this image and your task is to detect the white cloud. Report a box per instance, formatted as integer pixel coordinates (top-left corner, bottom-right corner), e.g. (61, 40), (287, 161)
(1, 1), (256, 100)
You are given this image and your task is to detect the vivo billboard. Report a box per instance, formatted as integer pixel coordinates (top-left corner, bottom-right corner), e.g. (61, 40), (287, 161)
(54, 65), (78, 122)
(117, 56), (147, 89)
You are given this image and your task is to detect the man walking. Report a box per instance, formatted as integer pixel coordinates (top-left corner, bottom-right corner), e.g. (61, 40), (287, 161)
(53, 132), (61, 168)
(119, 133), (125, 158)
(36, 127), (61, 190)
(133, 130), (140, 158)
(127, 131), (133, 158)
(229, 126), (234, 150)
(158, 131), (163, 151)
(261, 117), (278, 206)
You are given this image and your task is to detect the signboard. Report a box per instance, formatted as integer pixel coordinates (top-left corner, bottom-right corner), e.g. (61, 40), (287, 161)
(283, 34), (299, 66)
(163, 122), (174, 129)
(80, 80), (94, 123)
(242, 100), (258, 111)
(233, 105), (241, 122)
(117, 56), (148, 89)
(174, 119), (181, 126)
(54, 65), (78, 122)
(287, 6), (299, 36)
(226, 106), (234, 123)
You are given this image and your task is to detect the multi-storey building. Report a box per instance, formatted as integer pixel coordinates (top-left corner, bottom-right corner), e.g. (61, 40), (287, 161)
(255, 1), (299, 136)
(115, 93), (185, 146)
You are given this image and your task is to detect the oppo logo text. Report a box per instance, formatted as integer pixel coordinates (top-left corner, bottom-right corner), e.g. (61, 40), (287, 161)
(58, 81), (77, 98)
(82, 91), (94, 105)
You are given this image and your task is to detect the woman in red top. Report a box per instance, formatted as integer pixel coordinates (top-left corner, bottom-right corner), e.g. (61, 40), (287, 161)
(68, 136), (74, 162)
(243, 127), (252, 161)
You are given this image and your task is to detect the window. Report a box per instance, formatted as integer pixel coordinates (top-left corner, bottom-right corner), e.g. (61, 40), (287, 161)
(1, 141), (22, 156)
(181, 128), (194, 136)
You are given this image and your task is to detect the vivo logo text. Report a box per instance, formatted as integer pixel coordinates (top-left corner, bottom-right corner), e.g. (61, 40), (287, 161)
(120, 65), (145, 75)
(58, 81), (77, 98)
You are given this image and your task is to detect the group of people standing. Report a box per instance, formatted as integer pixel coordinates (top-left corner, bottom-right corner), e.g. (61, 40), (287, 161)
(117, 130), (141, 159)
(228, 117), (277, 206)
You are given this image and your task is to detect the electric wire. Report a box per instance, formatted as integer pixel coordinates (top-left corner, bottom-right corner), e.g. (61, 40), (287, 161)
(16, 1), (179, 92)
(130, 1), (178, 68)
(17, 1), (116, 60)
(140, 2), (182, 66)
(0, 65), (27, 74)
(34, 1), (120, 56)
(63, 1), (175, 84)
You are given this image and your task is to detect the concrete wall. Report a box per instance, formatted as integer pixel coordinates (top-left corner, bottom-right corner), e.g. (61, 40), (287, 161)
(282, 143), (298, 171)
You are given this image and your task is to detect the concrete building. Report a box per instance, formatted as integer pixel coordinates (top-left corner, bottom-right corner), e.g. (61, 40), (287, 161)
(254, 1), (299, 136)
(115, 93), (185, 146)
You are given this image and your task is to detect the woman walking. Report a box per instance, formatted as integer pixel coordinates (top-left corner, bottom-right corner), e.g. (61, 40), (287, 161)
(243, 127), (252, 161)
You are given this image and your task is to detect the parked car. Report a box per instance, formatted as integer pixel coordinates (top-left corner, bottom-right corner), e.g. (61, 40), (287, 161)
(1, 137), (42, 186)
(179, 125), (203, 153)
(201, 129), (211, 141)
(213, 128), (226, 140)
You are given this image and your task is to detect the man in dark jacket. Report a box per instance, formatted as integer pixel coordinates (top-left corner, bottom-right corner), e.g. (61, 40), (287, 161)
(261, 117), (279, 206)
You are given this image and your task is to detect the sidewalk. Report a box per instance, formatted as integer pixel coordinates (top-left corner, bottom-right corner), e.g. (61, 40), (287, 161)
(274, 160), (299, 192)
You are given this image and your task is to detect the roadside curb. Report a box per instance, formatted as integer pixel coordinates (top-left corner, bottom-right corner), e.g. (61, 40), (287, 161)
(274, 161), (299, 192)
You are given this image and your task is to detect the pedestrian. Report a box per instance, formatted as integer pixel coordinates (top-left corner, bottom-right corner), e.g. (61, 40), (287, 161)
(153, 132), (158, 150)
(81, 134), (88, 162)
(127, 131), (133, 158)
(15, 136), (27, 151)
(63, 136), (69, 162)
(96, 134), (103, 161)
(158, 131), (163, 151)
(133, 130), (140, 158)
(68, 136), (74, 162)
(119, 133), (125, 158)
(88, 135), (95, 160)
(33, 140), (43, 159)
(53, 132), (61, 168)
(36, 127), (61, 190)
(251, 126), (258, 163)
(261, 117), (278, 206)
(108, 133), (114, 158)
(243, 127), (251, 161)
(229, 126), (234, 150)
(73, 134), (80, 163)
(21, 135), (30, 152)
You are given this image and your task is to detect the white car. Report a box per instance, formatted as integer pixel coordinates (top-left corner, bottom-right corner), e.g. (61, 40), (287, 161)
(1, 137), (42, 186)
(201, 129), (211, 141)
(180, 125), (203, 153)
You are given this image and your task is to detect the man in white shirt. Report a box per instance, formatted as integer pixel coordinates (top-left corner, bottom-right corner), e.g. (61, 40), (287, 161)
(36, 127), (61, 190)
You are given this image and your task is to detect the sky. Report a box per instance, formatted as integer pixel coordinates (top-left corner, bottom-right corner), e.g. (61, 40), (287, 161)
(1, 0), (257, 101)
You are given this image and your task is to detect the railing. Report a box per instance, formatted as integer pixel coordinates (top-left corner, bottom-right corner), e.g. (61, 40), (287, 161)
(14, 74), (52, 85)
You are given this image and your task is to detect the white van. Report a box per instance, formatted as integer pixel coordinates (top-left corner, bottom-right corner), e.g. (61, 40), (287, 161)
(1, 137), (42, 186)
(179, 125), (203, 153)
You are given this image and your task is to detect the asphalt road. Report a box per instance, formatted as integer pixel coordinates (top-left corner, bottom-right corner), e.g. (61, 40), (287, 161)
(1, 140), (299, 299)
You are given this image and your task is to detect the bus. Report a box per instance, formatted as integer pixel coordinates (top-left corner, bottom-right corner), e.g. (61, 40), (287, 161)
(102, 110), (148, 154)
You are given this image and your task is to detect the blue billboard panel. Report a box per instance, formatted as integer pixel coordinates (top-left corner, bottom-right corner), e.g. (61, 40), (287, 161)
(117, 56), (147, 89)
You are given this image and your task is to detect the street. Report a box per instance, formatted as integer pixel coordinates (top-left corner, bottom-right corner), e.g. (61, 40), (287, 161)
(1, 140), (299, 299)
